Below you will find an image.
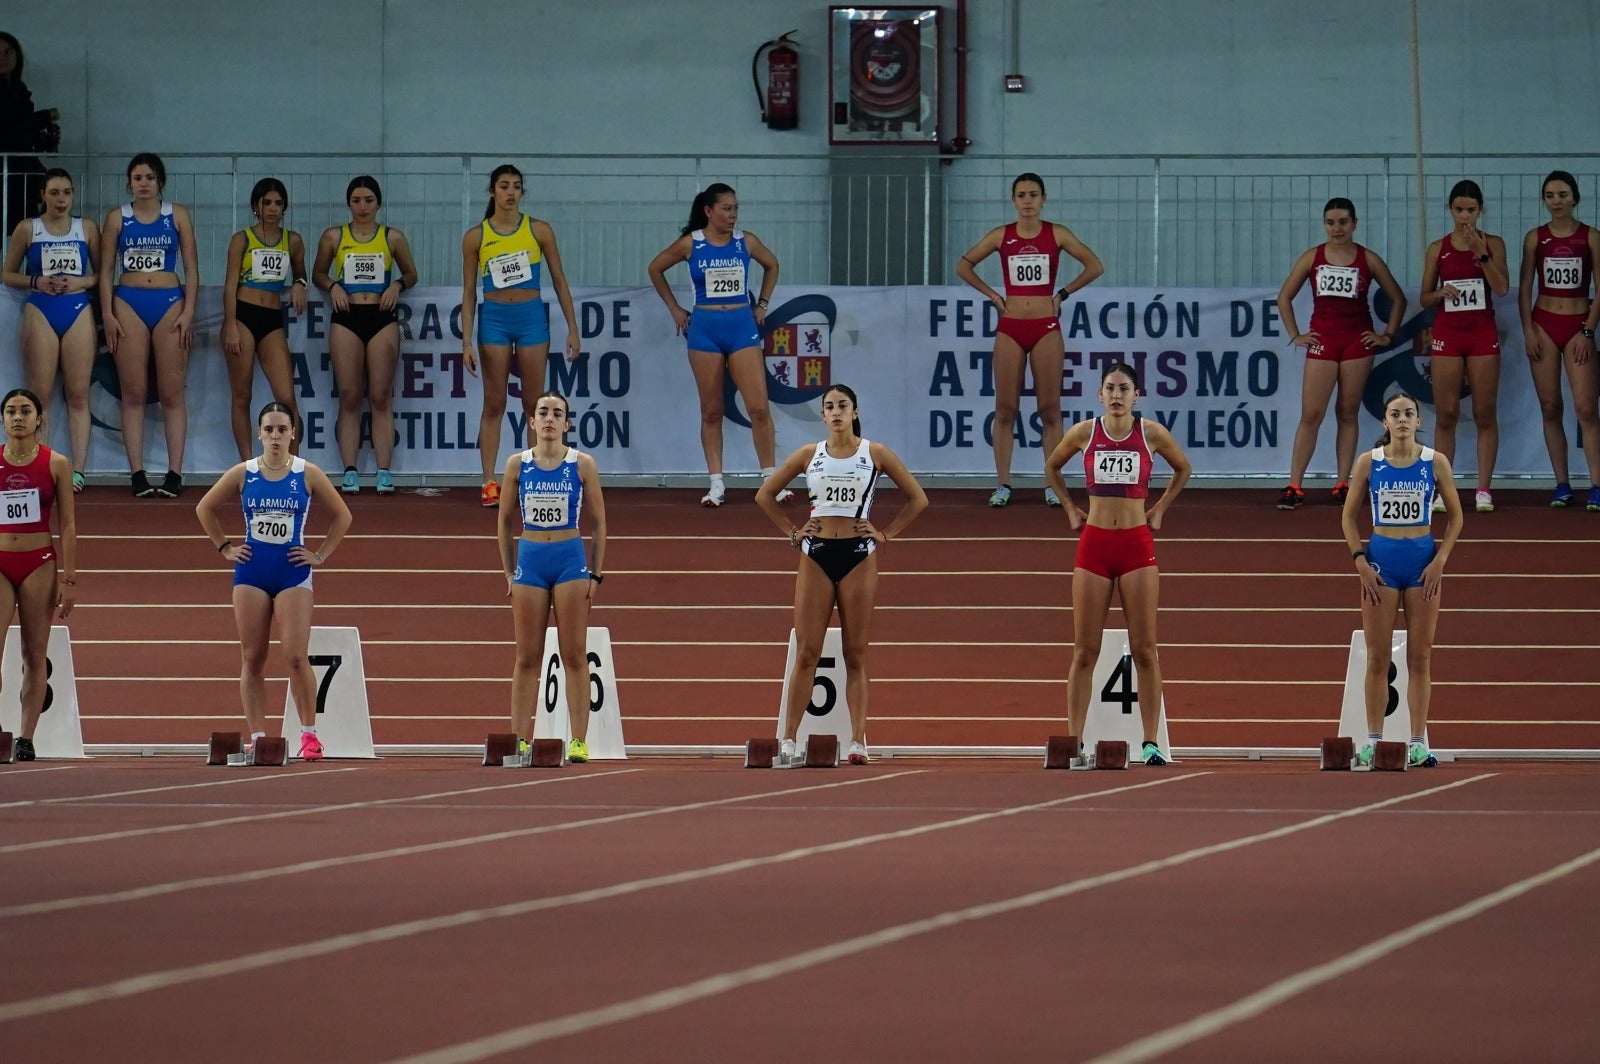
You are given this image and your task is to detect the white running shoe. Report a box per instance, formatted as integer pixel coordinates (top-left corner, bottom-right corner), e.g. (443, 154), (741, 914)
(701, 480), (726, 507)
(846, 740), (870, 765)
(1431, 495), (1446, 514)
(1044, 486), (1062, 508)
(988, 485), (1012, 508)
(1475, 489), (1495, 513)
(778, 737), (797, 763)
(774, 487), (795, 503)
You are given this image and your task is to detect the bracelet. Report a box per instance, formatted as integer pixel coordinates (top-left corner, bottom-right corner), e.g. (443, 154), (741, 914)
(59, 577), (77, 585)
(590, 572), (604, 583)
(757, 299), (770, 308)
(217, 539), (232, 553)
(292, 277), (307, 286)
(788, 528), (800, 545)
(1056, 287), (1071, 301)
(31, 275), (39, 291)
(1351, 549), (1366, 561)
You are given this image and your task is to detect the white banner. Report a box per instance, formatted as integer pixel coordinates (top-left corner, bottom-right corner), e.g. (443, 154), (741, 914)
(0, 284), (1559, 477)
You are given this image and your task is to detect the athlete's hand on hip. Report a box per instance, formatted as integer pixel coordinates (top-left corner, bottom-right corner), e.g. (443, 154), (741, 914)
(1145, 506), (1165, 532)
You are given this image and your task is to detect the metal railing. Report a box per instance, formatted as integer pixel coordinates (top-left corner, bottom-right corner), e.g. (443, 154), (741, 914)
(6, 152), (1595, 291)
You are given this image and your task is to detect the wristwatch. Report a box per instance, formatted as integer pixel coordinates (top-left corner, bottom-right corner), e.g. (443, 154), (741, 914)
(1475, 253), (1490, 264)
(1583, 328), (1596, 339)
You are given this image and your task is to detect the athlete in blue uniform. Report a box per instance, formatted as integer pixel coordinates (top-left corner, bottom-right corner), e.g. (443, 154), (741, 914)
(496, 390), (607, 763)
(98, 153), (199, 498)
(2, 169), (99, 491)
(647, 183), (792, 507)
(1342, 391), (1463, 768)
(460, 164), (581, 509)
(196, 403), (353, 761)
(757, 384), (928, 765)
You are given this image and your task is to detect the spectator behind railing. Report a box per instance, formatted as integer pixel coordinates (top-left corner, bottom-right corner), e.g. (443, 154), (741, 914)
(0, 32), (59, 234)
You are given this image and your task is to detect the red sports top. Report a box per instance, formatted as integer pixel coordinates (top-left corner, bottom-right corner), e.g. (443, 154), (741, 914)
(1308, 244), (1374, 334)
(999, 222), (1060, 297)
(1534, 222), (1593, 299)
(0, 444), (57, 535)
(1433, 241), (1494, 333)
(1083, 417), (1153, 499)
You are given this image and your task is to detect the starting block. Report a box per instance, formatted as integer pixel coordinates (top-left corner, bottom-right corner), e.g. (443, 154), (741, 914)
(1095, 740), (1129, 770)
(207, 732), (243, 766)
(1372, 740), (1408, 772)
(773, 734), (838, 769)
(500, 738), (566, 769)
(0, 731), (12, 764)
(227, 736), (287, 767)
(1319, 737), (1354, 771)
(483, 733), (519, 767)
(744, 738), (780, 769)
(1043, 735), (1082, 770)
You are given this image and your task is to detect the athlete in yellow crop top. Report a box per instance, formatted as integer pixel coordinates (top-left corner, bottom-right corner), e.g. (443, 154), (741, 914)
(222, 178), (309, 461)
(312, 175), (419, 496)
(460, 164), (580, 508)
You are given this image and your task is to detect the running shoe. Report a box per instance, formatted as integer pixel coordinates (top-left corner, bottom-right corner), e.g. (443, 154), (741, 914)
(298, 732), (324, 762)
(1355, 742), (1375, 768)
(155, 471), (183, 498)
(1407, 742), (1438, 768)
(988, 485), (1012, 508)
(1588, 486), (1600, 513)
(1431, 495), (1446, 514)
(1550, 482), (1574, 508)
(1475, 488), (1495, 513)
(1044, 486), (1062, 508)
(375, 468), (395, 495)
(341, 468), (361, 495)
(778, 737), (797, 763)
(1276, 485), (1304, 510)
(14, 737), (35, 762)
(773, 487), (795, 504)
(131, 470), (155, 497)
(1331, 481), (1349, 504)
(700, 480), (726, 507)
(516, 737), (531, 758)
(1141, 741), (1167, 767)
(846, 740), (870, 765)
(480, 480), (500, 508)
(71, 471), (85, 494)
(568, 738), (589, 764)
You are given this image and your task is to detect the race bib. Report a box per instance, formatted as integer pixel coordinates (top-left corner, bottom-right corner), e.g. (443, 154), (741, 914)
(250, 247), (287, 282)
(122, 246), (165, 272)
(1543, 256), (1582, 289)
(1007, 253), (1050, 288)
(0, 489), (41, 526)
(42, 244), (82, 276)
(1376, 488), (1426, 525)
(249, 511), (295, 545)
(1093, 450), (1141, 485)
(487, 250), (531, 288)
(522, 491), (569, 527)
(703, 265), (745, 298)
(1444, 277), (1485, 311)
(1315, 264), (1360, 298)
(815, 473), (861, 508)
(343, 252), (384, 287)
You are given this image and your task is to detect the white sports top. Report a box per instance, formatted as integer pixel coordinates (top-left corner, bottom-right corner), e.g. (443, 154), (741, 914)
(805, 437), (878, 519)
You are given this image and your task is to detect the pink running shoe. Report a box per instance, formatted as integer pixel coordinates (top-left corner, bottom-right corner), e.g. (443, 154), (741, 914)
(298, 733), (324, 762)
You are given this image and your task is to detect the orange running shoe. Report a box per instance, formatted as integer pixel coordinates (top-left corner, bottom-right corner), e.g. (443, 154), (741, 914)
(481, 481), (501, 508)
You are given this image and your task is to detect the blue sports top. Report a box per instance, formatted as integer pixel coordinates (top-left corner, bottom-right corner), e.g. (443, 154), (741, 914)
(1368, 445), (1436, 529)
(518, 447), (583, 532)
(117, 201), (179, 274)
(241, 456), (311, 548)
(687, 228), (751, 307)
(26, 216), (91, 278)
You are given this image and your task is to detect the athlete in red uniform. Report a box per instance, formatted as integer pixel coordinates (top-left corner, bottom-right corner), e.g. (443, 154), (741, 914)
(1275, 198), (1407, 509)
(0, 388), (77, 762)
(1045, 362), (1191, 766)
(957, 172), (1103, 508)
(1421, 179), (1510, 513)
(1516, 169), (1600, 509)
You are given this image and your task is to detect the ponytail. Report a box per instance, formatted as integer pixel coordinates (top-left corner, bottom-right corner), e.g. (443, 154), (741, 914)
(680, 182), (736, 237)
(483, 164), (524, 221)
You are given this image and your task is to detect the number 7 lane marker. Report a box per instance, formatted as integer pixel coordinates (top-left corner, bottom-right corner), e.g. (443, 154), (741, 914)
(0, 772), (1202, 1019)
(385, 774), (1496, 1064)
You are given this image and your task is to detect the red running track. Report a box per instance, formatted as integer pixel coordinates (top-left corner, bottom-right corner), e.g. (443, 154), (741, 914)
(60, 486), (1600, 751)
(1, 758), (1597, 1062)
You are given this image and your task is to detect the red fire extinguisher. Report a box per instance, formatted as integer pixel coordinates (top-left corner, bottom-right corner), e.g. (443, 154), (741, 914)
(753, 31), (800, 130)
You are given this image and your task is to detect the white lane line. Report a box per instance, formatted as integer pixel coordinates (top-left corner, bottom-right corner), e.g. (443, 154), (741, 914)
(0, 771), (932, 1017)
(0, 771), (1199, 922)
(1084, 842), (1600, 1064)
(0, 768), (361, 810)
(384, 774), (1495, 1063)
(0, 770), (633, 855)
(0, 765), (82, 778)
